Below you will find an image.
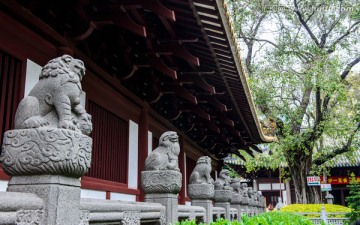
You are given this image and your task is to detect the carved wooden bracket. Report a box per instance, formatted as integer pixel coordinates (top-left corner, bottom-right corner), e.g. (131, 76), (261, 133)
(111, 11), (146, 37)
(198, 95), (227, 111)
(161, 85), (197, 104)
(149, 56), (177, 79)
(156, 43), (199, 66)
(179, 74), (215, 94)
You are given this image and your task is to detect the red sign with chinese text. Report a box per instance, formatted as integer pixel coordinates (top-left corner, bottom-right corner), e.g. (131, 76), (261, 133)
(320, 176), (360, 185)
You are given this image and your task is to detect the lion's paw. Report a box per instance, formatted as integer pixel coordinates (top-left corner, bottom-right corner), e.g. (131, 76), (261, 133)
(77, 113), (93, 135)
(59, 120), (76, 130)
(24, 116), (49, 128)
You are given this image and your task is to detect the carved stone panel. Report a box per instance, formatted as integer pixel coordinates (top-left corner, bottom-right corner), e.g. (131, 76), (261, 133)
(141, 170), (182, 194)
(16, 209), (43, 225)
(79, 210), (90, 225)
(122, 211), (141, 225)
(0, 128), (92, 177)
(214, 190), (232, 202)
(188, 183), (214, 200)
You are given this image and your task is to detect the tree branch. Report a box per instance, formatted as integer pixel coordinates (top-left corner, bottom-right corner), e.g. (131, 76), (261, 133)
(238, 36), (278, 48)
(309, 56), (360, 142)
(252, 14), (266, 38)
(313, 123), (360, 166)
(340, 56), (360, 80)
(324, 2), (343, 37)
(305, 2), (326, 23)
(293, 0), (320, 47)
(327, 20), (360, 53)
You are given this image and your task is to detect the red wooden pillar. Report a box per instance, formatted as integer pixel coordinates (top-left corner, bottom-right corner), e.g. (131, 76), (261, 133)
(179, 136), (186, 205)
(137, 108), (148, 202)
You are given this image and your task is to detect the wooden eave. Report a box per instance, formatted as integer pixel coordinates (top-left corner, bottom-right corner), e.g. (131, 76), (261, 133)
(4, 0), (275, 159)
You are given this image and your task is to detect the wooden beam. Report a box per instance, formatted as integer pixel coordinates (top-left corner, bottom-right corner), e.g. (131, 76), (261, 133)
(198, 95), (227, 111)
(111, 11), (146, 37)
(149, 56), (177, 79)
(180, 106), (210, 120)
(161, 85), (197, 104)
(142, 0), (175, 21)
(211, 113), (234, 127)
(179, 74), (215, 94)
(180, 71), (215, 75)
(157, 37), (199, 44)
(111, 0), (175, 21)
(156, 42), (200, 66)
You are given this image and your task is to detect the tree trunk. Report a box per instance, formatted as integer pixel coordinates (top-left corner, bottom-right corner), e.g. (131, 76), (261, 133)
(287, 149), (321, 204)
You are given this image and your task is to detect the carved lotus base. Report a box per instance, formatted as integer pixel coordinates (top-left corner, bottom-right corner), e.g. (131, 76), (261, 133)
(230, 193), (242, 204)
(214, 190), (233, 202)
(188, 183), (214, 200)
(0, 128), (92, 177)
(141, 170), (182, 194)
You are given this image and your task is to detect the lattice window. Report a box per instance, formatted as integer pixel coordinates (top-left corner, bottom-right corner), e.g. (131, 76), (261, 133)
(86, 101), (129, 184)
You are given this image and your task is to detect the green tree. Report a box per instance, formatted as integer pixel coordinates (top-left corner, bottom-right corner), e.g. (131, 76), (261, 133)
(346, 174), (360, 222)
(227, 0), (360, 203)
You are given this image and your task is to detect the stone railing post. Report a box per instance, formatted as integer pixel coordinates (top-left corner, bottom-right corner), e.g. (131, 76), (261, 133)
(0, 55), (93, 225)
(141, 131), (182, 225)
(214, 190), (232, 220)
(321, 205), (328, 225)
(230, 178), (242, 221)
(213, 169), (233, 220)
(188, 156), (214, 224)
(238, 183), (249, 217)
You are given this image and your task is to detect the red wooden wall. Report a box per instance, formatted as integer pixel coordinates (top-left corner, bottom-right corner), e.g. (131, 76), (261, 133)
(87, 100), (129, 184)
(0, 50), (23, 154)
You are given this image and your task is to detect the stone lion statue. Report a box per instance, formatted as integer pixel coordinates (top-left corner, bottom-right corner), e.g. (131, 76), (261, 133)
(248, 187), (254, 198)
(241, 183), (249, 197)
(189, 156), (214, 184)
(14, 55), (92, 136)
(230, 178), (241, 193)
(214, 169), (232, 190)
(144, 131), (180, 171)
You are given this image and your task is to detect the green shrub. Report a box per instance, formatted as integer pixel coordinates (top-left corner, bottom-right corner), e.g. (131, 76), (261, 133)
(280, 204), (351, 218)
(173, 220), (200, 225)
(245, 212), (315, 225)
(174, 212), (316, 225)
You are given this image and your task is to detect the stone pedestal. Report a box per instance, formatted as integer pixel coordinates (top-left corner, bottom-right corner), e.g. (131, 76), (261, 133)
(145, 193), (178, 224)
(214, 202), (230, 220)
(214, 190), (232, 220)
(8, 175), (81, 225)
(0, 128), (92, 225)
(192, 200), (213, 223)
(242, 203), (249, 216)
(253, 201), (258, 215)
(230, 193), (242, 220)
(188, 183), (214, 223)
(141, 170), (182, 225)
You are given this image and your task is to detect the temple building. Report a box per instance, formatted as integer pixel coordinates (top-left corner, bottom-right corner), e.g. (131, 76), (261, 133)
(0, 0), (274, 204)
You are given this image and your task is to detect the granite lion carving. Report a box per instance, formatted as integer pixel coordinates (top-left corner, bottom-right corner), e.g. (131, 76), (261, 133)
(189, 156), (214, 184)
(214, 169), (232, 190)
(14, 55), (92, 136)
(144, 131), (180, 171)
